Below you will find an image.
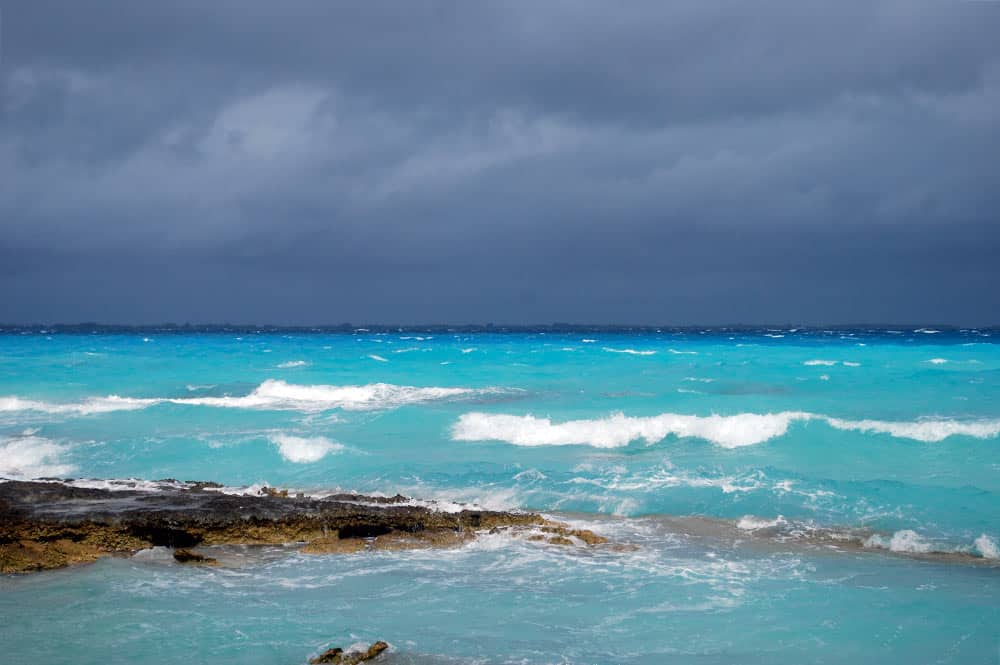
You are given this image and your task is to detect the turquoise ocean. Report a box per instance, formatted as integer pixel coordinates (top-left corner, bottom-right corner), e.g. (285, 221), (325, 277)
(1, 327), (998, 664)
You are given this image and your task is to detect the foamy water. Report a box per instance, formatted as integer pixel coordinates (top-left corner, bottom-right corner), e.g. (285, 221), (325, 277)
(1, 327), (998, 664)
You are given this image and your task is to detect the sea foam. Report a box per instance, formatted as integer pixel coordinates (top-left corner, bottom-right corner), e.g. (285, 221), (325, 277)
(824, 416), (1000, 442)
(0, 432), (75, 478)
(1, 380), (504, 416)
(452, 411), (810, 448)
(453, 411), (1000, 448)
(269, 434), (343, 463)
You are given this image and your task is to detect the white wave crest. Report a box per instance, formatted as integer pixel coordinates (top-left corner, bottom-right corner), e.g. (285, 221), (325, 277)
(803, 360), (837, 366)
(603, 347), (656, 356)
(737, 515), (786, 531)
(928, 358), (949, 365)
(0, 433), (75, 478)
(368, 354), (389, 362)
(668, 349), (698, 355)
(1, 381), (503, 416)
(452, 411), (810, 448)
(0, 395), (156, 415)
(974, 534), (999, 559)
(825, 416), (1000, 442)
(179, 380), (493, 412)
(269, 434), (343, 463)
(864, 530), (933, 554)
(277, 360), (308, 368)
(453, 411), (1000, 448)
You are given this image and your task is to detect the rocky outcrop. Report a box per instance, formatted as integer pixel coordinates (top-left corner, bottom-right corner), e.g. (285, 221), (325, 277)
(172, 548), (217, 564)
(310, 641), (389, 664)
(0, 480), (582, 574)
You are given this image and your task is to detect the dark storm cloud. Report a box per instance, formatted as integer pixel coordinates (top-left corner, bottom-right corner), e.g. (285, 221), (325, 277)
(1, 1), (998, 324)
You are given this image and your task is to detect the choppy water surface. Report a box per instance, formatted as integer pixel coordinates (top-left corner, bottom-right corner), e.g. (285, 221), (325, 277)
(1, 327), (998, 663)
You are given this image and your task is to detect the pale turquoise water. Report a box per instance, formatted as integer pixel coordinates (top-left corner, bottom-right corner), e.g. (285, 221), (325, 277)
(1, 328), (998, 663)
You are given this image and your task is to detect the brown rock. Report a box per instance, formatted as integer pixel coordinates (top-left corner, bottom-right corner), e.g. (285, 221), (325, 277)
(310, 641), (388, 665)
(172, 548), (217, 565)
(301, 536), (367, 555)
(344, 641), (389, 665)
(539, 522), (609, 545)
(310, 647), (344, 664)
(0, 479), (554, 574)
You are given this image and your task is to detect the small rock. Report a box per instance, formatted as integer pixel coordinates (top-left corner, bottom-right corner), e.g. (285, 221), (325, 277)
(310, 641), (388, 665)
(310, 647), (344, 664)
(172, 548), (217, 564)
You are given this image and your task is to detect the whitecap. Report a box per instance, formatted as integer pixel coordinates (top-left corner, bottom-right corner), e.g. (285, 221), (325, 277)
(973, 534), (999, 559)
(277, 360), (309, 368)
(1, 381), (507, 416)
(825, 416), (1000, 442)
(668, 349), (698, 355)
(603, 347), (656, 356)
(0, 395), (157, 415)
(452, 411), (811, 448)
(0, 432), (75, 478)
(179, 380), (500, 413)
(368, 354), (389, 362)
(737, 515), (786, 531)
(928, 358), (949, 365)
(864, 530), (933, 554)
(803, 360), (837, 366)
(269, 434), (343, 463)
(453, 411), (1000, 448)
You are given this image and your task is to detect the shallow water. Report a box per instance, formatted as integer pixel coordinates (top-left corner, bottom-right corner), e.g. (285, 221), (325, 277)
(1, 328), (998, 663)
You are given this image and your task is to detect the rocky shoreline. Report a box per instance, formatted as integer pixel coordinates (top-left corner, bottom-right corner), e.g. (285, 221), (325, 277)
(0, 480), (609, 574)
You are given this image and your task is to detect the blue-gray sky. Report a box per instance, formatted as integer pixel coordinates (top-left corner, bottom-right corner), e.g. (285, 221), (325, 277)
(1, 1), (998, 325)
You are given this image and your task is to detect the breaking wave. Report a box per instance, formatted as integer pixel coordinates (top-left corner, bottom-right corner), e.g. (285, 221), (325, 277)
(269, 434), (343, 463)
(0, 431), (75, 479)
(0, 395), (156, 415)
(602, 347), (656, 356)
(452, 411), (810, 448)
(824, 417), (1000, 442)
(1, 380), (507, 416)
(452, 411), (1000, 448)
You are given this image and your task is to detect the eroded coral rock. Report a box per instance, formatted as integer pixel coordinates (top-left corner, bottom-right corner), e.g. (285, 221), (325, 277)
(0, 480), (551, 573)
(172, 548), (217, 565)
(310, 641), (389, 664)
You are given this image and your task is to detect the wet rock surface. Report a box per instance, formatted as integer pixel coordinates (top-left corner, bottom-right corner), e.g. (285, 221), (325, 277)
(171, 548), (217, 565)
(0, 480), (556, 574)
(310, 641), (389, 664)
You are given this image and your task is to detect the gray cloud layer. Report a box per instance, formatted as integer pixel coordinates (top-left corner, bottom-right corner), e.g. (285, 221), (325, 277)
(2, 1), (998, 324)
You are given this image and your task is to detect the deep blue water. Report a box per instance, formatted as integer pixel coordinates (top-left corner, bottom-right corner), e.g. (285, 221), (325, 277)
(1, 327), (998, 663)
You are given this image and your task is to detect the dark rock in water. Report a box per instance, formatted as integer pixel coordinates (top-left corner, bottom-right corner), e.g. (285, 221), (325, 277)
(172, 548), (217, 564)
(311, 641), (389, 664)
(310, 647), (343, 663)
(0, 479), (546, 574)
(347, 641), (389, 664)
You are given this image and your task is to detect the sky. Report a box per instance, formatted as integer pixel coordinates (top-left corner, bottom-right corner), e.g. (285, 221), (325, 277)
(1, 1), (998, 325)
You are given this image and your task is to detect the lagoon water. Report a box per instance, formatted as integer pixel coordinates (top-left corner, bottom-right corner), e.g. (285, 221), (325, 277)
(1, 327), (998, 663)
